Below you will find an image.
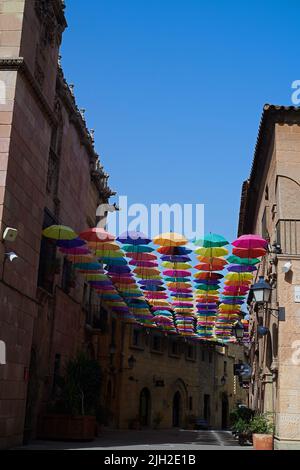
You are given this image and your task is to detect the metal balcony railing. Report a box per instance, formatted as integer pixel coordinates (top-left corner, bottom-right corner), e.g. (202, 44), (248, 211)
(276, 219), (300, 255)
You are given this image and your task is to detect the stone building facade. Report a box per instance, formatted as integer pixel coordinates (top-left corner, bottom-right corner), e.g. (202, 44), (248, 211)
(0, 0), (114, 449)
(238, 104), (300, 449)
(0, 0), (247, 449)
(98, 320), (248, 431)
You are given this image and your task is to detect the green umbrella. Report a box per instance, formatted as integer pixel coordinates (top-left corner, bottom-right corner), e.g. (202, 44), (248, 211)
(122, 245), (154, 253)
(227, 255), (260, 266)
(196, 284), (220, 291)
(194, 233), (228, 248)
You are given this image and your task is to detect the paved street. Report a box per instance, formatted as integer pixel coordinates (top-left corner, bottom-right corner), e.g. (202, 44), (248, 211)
(17, 429), (252, 450)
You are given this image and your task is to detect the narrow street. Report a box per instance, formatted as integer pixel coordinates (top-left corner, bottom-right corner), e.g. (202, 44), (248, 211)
(18, 430), (252, 450)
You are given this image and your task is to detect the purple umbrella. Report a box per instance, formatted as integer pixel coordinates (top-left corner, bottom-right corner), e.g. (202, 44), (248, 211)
(139, 280), (163, 286)
(107, 266), (131, 274)
(227, 264), (257, 273)
(56, 238), (86, 248)
(117, 231), (151, 245)
(161, 255), (192, 262)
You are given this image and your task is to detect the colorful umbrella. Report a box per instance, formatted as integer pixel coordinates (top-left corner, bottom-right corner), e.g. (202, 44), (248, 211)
(43, 225), (77, 240)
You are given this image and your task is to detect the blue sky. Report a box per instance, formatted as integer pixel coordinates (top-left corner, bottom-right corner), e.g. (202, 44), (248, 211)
(61, 0), (300, 244)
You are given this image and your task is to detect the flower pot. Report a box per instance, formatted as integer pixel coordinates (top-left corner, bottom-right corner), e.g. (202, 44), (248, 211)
(252, 433), (273, 450)
(38, 415), (96, 441)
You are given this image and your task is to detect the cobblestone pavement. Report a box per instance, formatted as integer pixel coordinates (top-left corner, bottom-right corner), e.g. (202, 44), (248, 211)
(16, 429), (252, 450)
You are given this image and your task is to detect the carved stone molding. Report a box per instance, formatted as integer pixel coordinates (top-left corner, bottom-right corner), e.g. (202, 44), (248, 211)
(35, 0), (67, 47)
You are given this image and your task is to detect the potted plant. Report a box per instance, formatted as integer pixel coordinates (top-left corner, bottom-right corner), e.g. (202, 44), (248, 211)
(249, 413), (274, 450)
(232, 418), (251, 446)
(230, 405), (254, 443)
(39, 352), (102, 441)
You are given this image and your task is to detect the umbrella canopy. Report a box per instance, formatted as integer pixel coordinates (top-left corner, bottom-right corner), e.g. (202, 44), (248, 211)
(117, 231), (151, 245)
(133, 267), (161, 276)
(195, 261), (226, 271)
(103, 258), (128, 266)
(195, 272), (223, 280)
(227, 255), (260, 266)
(59, 246), (90, 255)
(232, 234), (268, 249)
(232, 247), (267, 258)
(225, 272), (253, 281)
(195, 247), (229, 257)
(194, 233), (228, 247)
(96, 250), (125, 258)
(227, 264), (257, 273)
(43, 225), (77, 240)
(161, 255), (191, 262)
(56, 238), (86, 248)
(162, 262), (192, 269)
(163, 270), (191, 277)
(157, 246), (192, 255)
(153, 232), (188, 247)
(74, 262), (102, 271)
(125, 252), (157, 261)
(79, 227), (115, 242)
(122, 245), (154, 253)
(129, 260), (159, 268)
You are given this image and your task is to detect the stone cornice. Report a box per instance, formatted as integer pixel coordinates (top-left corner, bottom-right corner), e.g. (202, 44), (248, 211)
(0, 57), (56, 125)
(0, 57), (116, 201)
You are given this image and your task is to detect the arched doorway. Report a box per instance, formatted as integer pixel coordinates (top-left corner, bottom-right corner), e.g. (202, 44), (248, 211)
(172, 391), (182, 427)
(139, 388), (151, 426)
(221, 393), (229, 429)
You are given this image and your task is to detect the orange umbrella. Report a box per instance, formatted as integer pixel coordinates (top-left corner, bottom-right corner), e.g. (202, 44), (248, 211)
(79, 227), (115, 243)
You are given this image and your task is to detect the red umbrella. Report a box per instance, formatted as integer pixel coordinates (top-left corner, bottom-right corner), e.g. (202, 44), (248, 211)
(233, 247), (266, 258)
(79, 227), (115, 243)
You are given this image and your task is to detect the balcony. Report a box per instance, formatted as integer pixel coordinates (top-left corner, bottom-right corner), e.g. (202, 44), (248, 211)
(276, 219), (300, 255)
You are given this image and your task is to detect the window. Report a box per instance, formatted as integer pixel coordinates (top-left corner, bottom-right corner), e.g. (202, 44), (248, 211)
(37, 209), (57, 293)
(131, 328), (143, 348)
(186, 344), (196, 360)
(261, 207), (269, 241)
(151, 335), (163, 353)
(61, 257), (73, 294)
(265, 185), (269, 201)
(201, 350), (206, 362)
(169, 339), (180, 357)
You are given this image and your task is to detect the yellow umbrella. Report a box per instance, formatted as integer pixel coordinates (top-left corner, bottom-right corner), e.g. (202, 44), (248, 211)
(162, 262), (192, 269)
(195, 289), (219, 296)
(133, 268), (161, 276)
(43, 225), (77, 240)
(195, 247), (228, 257)
(225, 273), (253, 281)
(89, 241), (120, 251)
(218, 304), (241, 311)
(153, 232), (188, 247)
(174, 308), (195, 314)
(148, 300), (170, 307)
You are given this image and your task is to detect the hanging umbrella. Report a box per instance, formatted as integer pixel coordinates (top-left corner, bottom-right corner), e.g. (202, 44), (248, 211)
(195, 272), (223, 280)
(153, 232), (188, 247)
(232, 234), (267, 249)
(194, 261), (227, 271)
(194, 233), (229, 247)
(117, 231), (151, 245)
(163, 270), (191, 277)
(96, 250), (125, 258)
(125, 252), (157, 261)
(80, 227), (115, 242)
(43, 225), (77, 240)
(74, 262), (102, 271)
(227, 255), (260, 266)
(161, 255), (191, 262)
(129, 260), (159, 268)
(232, 247), (267, 258)
(56, 237), (86, 248)
(227, 264), (257, 273)
(157, 246), (192, 255)
(195, 247), (229, 257)
(122, 245), (154, 253)
(59, 246), (90, 255)
(103, 258), (128, 266)
(133, 267), (161, 276)
(225, 272), (253, 281)
(162, 262), (192, 269)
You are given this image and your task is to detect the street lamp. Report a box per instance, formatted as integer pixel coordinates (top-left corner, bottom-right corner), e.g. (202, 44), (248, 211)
(232, 321), (244, 341)
(251, 276), (272, 304)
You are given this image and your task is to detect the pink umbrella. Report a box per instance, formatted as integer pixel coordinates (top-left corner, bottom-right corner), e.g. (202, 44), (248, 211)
(129, 260), (159, 268)
(168, 287), (192, 293)
(163, 270), (191, 277)
(232, 234), (267, 249)
(145, 292), (168, 299)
